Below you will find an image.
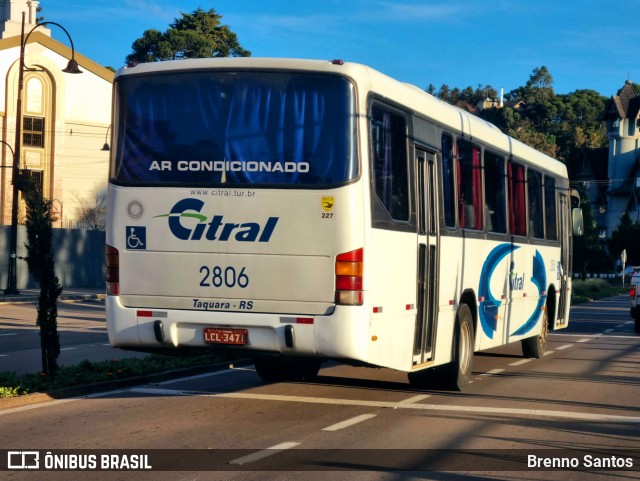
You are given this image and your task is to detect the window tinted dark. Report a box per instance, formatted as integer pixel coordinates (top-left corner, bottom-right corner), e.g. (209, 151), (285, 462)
(112, 72), (357, 186)
(544, 175), (557, 240)
(508, 161), (527, 236)
(441, 134), (456, 227)
(485, 151), (506, 234)
(456, 140), (483, 230)
(371, 106), (409, 221)
(528, 169), (544, 239)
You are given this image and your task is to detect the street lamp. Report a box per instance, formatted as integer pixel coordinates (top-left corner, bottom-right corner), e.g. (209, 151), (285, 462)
(101, 125), (111, 151)
(51, 199), (63, 228)
(0, 140), (16, 177)
(4, 12), (82, 295)
(0, 139), (16, 159)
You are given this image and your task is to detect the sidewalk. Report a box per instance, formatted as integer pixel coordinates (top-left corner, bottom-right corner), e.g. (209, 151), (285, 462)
(0, 287), (105, 304)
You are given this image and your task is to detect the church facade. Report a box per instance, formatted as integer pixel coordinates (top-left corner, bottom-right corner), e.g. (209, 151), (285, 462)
(0, 0), (113, 229)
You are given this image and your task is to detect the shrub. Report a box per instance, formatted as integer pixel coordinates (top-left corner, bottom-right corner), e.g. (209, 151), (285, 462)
(571, 279), (627, 304)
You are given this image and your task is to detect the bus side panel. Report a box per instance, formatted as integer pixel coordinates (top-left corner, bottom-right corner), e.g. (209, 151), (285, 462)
(478, 239), (510, 350)
(437, 236), (513, 356)
(508, 245), (560, 342)
(314, 305), (371, 361)
(433, 237), (562, 361)
(431, 235), (463, 367)
(366, 228), (418, 372)
(504, 243), (559, 344)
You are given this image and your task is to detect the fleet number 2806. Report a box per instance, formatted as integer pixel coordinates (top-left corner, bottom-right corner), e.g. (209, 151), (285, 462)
(199, 266), (249, 288)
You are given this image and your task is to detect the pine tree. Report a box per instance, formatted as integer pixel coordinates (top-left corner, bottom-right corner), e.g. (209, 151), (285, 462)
(17, 172), (63, 377)
(126, 7), (250, 64)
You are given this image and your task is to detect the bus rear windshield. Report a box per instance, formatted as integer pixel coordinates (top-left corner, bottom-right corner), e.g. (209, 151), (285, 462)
(111, 71), (358, 187)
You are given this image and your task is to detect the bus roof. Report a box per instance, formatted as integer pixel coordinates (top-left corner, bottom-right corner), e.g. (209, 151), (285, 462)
(116, 57), (567, 179)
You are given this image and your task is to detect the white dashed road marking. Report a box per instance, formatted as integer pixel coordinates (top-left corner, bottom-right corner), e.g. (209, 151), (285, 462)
(322, 414), (377, 432)
(228, 442), (300, 465)
(398, 394), (431, 404)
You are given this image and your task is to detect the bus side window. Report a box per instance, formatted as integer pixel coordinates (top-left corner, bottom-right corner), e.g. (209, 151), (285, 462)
(370, 105), (409, 222)
(484, 151), (506, 234)
(544, 175), (557, 240)
(528, 169), (544, 239)
(456, 140), (483, 230)
(508, 161), (527, 236)
(441, 133), (456, 227)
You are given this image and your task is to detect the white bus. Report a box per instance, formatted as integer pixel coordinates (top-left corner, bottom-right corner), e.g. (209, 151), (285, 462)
(106, 58), (582, 390)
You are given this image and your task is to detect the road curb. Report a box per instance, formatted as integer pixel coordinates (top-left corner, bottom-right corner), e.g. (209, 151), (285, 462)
(0, 360), (248, 411)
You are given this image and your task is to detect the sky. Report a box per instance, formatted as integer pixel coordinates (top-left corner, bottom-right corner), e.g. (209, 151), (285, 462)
(42, 0), (639, 97)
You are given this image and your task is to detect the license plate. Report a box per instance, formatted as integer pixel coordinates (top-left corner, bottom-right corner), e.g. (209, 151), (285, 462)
(203, 328), (247, 345)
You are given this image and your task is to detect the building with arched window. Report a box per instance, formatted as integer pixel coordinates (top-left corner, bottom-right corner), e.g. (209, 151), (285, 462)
(0, 0), (113, 229)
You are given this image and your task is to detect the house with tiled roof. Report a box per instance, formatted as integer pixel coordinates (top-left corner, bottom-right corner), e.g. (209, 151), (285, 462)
(602, 80), (640, 235)
(0, 0), (113, 229)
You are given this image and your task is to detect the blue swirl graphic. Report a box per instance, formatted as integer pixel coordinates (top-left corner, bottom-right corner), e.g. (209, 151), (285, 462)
(478, 243), (518, 339)
(512, 250), (547, 336)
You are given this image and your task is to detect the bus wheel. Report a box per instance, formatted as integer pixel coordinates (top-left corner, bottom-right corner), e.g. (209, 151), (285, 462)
(445, 304), (474, 391)
(254, 358), (320, 383)
(521, 309), (549, 358)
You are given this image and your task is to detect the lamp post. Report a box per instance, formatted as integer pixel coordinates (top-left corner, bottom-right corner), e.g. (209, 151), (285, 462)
(4, 12), (81, 295)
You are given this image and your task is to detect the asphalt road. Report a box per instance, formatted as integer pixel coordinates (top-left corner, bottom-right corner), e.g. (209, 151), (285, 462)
(0, 299), (145, 375)
(0, 295), (638, 481)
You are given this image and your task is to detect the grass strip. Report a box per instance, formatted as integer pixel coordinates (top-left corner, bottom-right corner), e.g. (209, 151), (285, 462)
(0, 352), (224, 398)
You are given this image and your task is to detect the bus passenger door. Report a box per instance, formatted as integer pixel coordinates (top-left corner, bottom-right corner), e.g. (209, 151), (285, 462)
(413, 149), (439, 365)
(556, 193), (570, 327)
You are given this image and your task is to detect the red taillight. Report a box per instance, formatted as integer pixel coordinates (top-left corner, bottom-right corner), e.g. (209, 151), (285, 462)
(631, 285), (637, 298)
(106, 244), (119, 296)
(335, 248), (363, 306)
(336, 276), (363, 291)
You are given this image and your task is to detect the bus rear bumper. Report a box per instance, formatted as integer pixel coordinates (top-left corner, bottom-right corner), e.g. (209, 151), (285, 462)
(106, 296), (369, 361)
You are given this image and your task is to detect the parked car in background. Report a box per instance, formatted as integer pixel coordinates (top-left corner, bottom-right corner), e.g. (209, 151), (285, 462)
(631, 270), (640, 333)
(619, 266), (640, 279)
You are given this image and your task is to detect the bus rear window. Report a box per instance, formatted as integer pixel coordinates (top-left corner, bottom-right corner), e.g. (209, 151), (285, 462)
(111, 72), (357, 187)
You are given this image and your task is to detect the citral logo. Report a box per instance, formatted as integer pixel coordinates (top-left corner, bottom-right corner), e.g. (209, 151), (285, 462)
(154, 198), (278, 242)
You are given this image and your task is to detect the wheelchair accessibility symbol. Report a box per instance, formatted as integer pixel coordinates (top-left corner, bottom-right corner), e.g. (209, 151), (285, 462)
(126, 226), (146, 250)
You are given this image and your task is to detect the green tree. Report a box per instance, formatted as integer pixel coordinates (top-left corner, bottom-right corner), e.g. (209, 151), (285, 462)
(572, 184), (612, 275)
(507, 119), (558, 157)
(425, 84), (437, 95)
(554, 89), (607, 174)
(16, 173), (63, 377)
(525, 66), (554, 96)
(437, 84), (451, 102)
(126, 7), (250, 64)
(609, 212), (640, 266)
(475, 68), (608, 164)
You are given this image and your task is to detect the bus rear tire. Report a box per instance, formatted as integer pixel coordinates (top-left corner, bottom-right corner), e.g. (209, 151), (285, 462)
(445, 304), (474, 391)
(521, 309), (549, 358)
(254, 357), (321, 383)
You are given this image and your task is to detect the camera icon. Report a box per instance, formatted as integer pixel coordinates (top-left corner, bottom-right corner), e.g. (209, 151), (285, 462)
(7, 451), (39, 469)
